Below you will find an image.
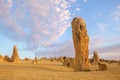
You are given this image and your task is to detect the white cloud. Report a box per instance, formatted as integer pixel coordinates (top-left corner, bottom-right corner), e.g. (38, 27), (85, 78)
(70, 0), (76, 3)
(76, 7), (80, 11)
(97, 23), (107, 31)
(90, 34), (120, 49)
(99, 52), (120, 60)
(112, 5), (120, 22)
(0, 0), (71, 52)
(35, 40), (75, 58)
(117, 5), (120, 9)
(7, 0), (13, 7)
(83, 0), (88, 3)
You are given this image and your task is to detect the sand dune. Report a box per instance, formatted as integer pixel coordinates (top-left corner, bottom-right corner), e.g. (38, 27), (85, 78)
(0, 61), (120, 80)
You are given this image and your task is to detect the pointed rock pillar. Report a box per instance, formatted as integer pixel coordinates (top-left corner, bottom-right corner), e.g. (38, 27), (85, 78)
(71, 17), (89, 71)
(11, 45), (20, 63)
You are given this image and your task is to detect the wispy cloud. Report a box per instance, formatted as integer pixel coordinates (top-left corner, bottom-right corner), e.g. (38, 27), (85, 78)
(35, 40), (74, 57)
(70, 0), (76, 3)
(90, 34), (120, 49)
(112, 5), (120, 22)
(0, 0), (71, 51)
(97, 23), (107, 31)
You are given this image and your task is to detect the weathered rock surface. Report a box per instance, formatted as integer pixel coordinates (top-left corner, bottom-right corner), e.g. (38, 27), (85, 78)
(11, 45), (20, 63)
(92, 51), (99, 64)
(0, 54), (3, 62)
(98, 63), (107, 71)
(71, 17), (89, 71)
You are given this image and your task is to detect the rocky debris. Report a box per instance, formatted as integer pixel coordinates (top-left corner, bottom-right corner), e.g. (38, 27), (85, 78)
(3, 55), (11, 62)
(11, 45), (20, 63)
(71, 17), (89, 71)
(92, 51), (99, 64)
(32, 57), (38, 64)
(0, 54), (3, 62)
(63, 57), (74, 68)
(98, 63), (107, 71)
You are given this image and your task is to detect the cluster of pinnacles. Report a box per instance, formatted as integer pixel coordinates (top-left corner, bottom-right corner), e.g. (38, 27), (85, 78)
(0, 45), (20, 63)
(0, 17), (108, 71)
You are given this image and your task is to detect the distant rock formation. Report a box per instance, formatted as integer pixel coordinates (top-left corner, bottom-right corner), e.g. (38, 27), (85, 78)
(32, 57), (38, 64)
(0, 54), (3, 62)
(40, 57), (47, 61)
(23, 58), (32, 61)
(71, 17), (89, 71)
(98, 63), (107, 71)
(92, 51), (99, 64)
(3, 55), (11, 62)
(11, 45), (20, 63)
(57, 57), (64, 62)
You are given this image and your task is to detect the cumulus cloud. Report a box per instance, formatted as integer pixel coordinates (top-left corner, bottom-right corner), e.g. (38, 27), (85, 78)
(0, 0), (71, 53)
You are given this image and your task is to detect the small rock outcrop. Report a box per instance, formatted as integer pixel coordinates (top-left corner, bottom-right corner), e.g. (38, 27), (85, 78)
(62, 57), (74, 68)
(11, 45), (20, 63)
(92, 51), (99, 64)
(71, 17), (89, 71)
(32, 57), (38, 64)
(0, 54), (3, 62)
(3, 55), (11, 62)
(98, 63), (107, 71)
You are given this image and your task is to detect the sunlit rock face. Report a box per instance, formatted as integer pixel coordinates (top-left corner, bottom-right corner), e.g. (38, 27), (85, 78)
(11, 45), (20, 63)
(0, 54), (3, 62)
(71, 17), (89, 71)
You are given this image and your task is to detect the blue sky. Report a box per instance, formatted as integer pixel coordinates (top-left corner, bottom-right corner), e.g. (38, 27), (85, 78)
(0, 0), (120, 60)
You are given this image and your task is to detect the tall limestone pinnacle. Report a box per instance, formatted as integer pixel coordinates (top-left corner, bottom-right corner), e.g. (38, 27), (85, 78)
(71, 17), (89, 71)
(11, 45), (20, 63)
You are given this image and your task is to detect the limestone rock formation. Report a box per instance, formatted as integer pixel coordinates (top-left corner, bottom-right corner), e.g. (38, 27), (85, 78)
(71, 17), (89, 71)
(98, 63), (107, 71)
(32, 57), (38, 64)
(0, 54), (3, 62)
(11, 45), (20, 63)
(93, 51), (99, 64)
(3, 55), (11, 62)
(63, 57), (74, 68)
(40, 57), (47, 61)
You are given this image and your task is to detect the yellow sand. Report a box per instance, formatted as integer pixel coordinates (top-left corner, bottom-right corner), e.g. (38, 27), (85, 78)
(0, 61), (120, 80)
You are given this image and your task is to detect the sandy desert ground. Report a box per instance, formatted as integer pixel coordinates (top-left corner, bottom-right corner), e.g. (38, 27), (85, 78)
(0, 61), (120, 80)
